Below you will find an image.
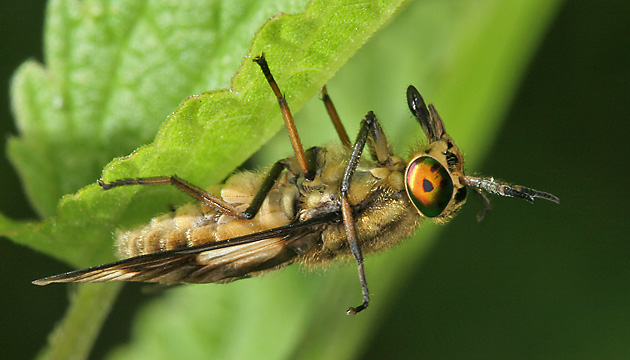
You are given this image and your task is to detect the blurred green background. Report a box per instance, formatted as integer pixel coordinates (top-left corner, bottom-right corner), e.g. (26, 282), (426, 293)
(0, 1), (627, 359)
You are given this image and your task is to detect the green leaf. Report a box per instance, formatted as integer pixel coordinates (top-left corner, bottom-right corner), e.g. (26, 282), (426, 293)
(108, 1), (562, 359)
(1, 0), (561, 359)
(8, 0), (313, 218)
(5, 0), (410, 266)
(4, 0), (411, 359)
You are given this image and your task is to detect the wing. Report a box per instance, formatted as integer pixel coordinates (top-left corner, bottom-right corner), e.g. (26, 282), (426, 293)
(33, 213), (339, 285)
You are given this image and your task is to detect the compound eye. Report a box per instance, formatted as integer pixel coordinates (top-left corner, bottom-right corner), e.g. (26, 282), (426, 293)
(405, 156), (454, 217)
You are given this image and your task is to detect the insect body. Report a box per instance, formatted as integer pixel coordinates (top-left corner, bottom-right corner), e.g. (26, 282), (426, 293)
(33, 55), (560, 314)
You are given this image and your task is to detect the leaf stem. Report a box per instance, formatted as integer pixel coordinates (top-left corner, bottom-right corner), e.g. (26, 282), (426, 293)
(37, 283), (122, 360)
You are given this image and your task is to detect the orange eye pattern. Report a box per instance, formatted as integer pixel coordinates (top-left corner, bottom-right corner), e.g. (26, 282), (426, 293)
(405, 156), (453, 217)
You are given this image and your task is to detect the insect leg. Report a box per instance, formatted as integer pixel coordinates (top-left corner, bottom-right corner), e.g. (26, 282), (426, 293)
(320, 86), (352, 149)
(365, 112), (394, 166)
(242, 160), (287, 219)
(99, 159), (289, 220)
(341, 111), (392, 315)
(253, 54), (313, 180)
(468, 186), (493, 222)
(322, 86), (391, 166)
(341, 196), (367, 315)
(98, 176), (250, 219)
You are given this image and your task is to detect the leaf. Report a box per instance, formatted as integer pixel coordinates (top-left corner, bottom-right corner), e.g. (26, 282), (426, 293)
(4, 0), (410, 267)
(3, 0), (410, 359)
(107, 0), (562, 359)
(1, 0), (562, 359)
(8, 0), (312, 218)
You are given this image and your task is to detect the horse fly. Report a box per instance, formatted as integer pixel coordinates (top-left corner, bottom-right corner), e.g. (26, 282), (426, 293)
(33, 54), (560, 315)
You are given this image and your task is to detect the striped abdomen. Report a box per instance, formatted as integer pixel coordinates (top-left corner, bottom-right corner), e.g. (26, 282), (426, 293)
(117, 171), (298, 259)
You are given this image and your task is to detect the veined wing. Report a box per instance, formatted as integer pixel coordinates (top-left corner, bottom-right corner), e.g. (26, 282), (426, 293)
(33, 212), (339, 285)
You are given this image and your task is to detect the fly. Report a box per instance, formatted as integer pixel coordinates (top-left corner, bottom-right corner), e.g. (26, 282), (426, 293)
(33, 54), (560, 315)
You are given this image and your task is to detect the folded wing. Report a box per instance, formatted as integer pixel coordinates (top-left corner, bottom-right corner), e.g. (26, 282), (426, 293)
(33, 214), (337, 285)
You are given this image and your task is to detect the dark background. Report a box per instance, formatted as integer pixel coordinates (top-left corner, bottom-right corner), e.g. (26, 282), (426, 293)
(0, 1), (627, 359)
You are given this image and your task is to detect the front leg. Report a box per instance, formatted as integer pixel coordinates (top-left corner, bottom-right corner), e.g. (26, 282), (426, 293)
(340, 111), (394, 315)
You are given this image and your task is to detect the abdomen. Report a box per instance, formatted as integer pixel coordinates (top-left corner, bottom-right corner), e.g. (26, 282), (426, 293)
(117, 171), (297, 259)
